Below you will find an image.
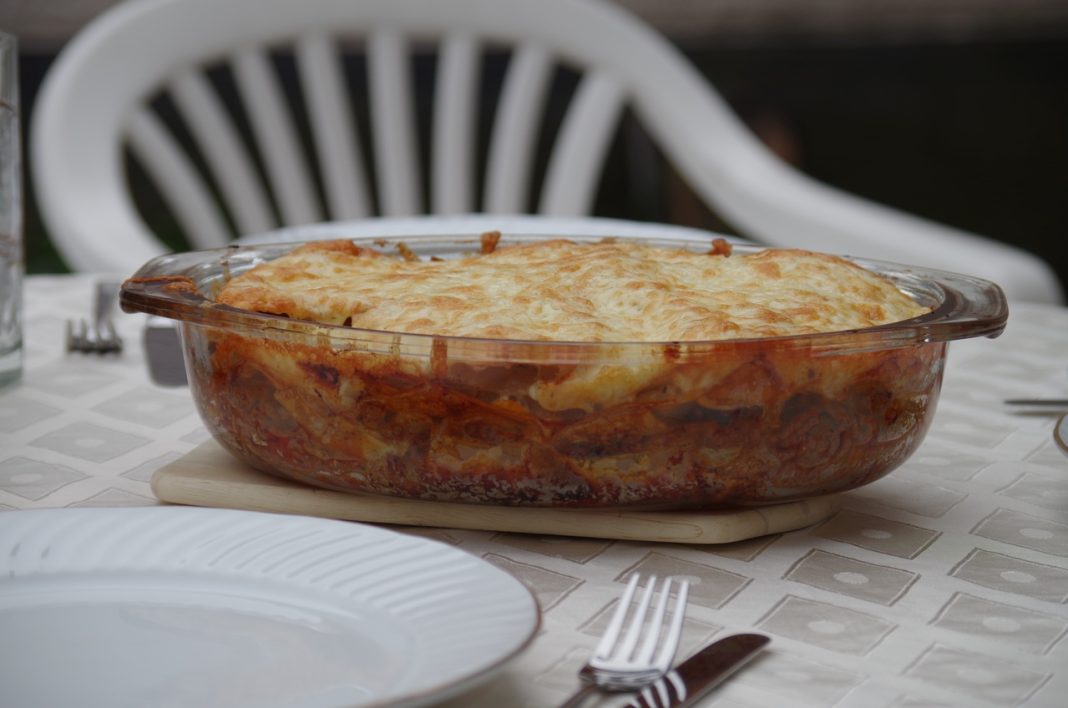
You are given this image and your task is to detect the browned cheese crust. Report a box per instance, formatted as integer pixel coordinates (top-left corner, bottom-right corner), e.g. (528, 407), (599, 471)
(217, 239), (928, 341)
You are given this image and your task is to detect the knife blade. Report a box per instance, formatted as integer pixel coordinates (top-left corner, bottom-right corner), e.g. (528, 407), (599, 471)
(623, 633), (769, 708)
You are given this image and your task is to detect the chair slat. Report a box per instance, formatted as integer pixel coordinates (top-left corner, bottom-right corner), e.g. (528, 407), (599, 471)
(296, 33), (372, 220)
(368, 30), (421, 216)
(232, 46), (321, 226)
(539, 71), (624, 216)
(483, 43), (552, 214)
(126, 108), (231, 249)
(432, 32), (479, 215)
(169, 70), (276, 235)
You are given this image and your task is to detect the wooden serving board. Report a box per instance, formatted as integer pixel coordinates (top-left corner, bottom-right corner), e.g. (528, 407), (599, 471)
(152, 440), (841, 544)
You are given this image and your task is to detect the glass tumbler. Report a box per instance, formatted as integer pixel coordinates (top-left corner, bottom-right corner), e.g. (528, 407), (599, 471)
(0, 32), (21, 387)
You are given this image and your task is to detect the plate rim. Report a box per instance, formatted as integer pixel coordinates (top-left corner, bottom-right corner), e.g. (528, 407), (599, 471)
(1055, 412), (1068, 457)
(235, 214), (744, 247)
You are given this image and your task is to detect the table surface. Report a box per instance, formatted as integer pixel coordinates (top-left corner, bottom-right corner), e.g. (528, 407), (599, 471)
(3, 273), (1067, 708)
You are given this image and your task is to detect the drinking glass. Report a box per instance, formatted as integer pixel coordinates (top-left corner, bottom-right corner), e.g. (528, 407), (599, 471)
(0, 32), (21, 387)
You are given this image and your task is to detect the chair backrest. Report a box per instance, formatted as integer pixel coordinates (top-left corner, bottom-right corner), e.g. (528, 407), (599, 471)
(31, 0), (1062, 302)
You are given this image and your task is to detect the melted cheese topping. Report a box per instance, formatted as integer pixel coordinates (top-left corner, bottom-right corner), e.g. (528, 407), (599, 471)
(217, 239), (929, 341)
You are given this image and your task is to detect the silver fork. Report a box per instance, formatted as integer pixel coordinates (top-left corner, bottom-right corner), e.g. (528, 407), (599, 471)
(559, 573), (690, 707)
(66, 281), (123, 354)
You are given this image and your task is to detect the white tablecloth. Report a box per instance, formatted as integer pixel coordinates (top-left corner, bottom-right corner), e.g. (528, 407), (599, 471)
(2, 274), (1067, 707)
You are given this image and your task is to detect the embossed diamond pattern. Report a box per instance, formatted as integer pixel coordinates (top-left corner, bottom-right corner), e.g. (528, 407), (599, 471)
(904, 644), (1051, 704)
(930, 593), (1068, 655)
(757, 595), (895, 654)
(998, 469), (1068, 511)
(784, 549), (918, 605)
(950, 549), (1068, 603)
(23, 363), (123, 397)
(92, 388), (197, 428)
(734, 652), (864, 705)
(29, 422), (151, 463)
(0, 398), (61, 433)
(813, 510), (941, 559)
(0, 457), (88, 501)
(971, 508), (1068, 558)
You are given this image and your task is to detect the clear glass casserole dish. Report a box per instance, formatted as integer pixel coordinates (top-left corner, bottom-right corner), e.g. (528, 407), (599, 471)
(121, 234), (1008, 509)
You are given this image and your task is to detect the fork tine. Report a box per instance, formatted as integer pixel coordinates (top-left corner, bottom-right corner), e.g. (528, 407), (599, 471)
(66, 319), (87, 352)
(594, 573), (641, 658)
(634, 576), (673, 664)
(98, 321), (122, 352)
(615, 574), (658, 661)
(653, 579), (689, 669)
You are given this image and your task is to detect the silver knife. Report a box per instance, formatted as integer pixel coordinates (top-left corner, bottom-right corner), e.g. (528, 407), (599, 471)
(623, 633), (770, 708)
(144, 316), (188, 387)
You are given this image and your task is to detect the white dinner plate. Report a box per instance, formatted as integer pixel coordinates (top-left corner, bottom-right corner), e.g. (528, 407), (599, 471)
(0, 507), (539, 708)
(237, 214), (747, 246)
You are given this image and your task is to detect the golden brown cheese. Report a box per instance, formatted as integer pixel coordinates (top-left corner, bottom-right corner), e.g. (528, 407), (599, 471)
(217, 239), (929, 342)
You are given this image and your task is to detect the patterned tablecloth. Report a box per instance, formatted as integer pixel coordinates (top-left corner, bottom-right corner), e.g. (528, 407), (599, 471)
(2, 274), (1067, 708)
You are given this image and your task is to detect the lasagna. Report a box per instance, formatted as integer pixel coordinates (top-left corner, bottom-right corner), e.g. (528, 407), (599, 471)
(192, 235), (941, 507)
(217, 237), (928, 342)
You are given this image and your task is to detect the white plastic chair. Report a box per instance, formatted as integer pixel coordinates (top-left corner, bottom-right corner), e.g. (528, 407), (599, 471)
(31, 0), (1062, 302)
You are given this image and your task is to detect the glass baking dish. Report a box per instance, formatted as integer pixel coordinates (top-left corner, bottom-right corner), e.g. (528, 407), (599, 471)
(121, 234), (1008, 509)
